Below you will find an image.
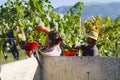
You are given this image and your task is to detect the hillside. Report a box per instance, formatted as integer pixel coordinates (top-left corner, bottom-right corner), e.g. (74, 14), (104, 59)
(54, 2), (120, 19)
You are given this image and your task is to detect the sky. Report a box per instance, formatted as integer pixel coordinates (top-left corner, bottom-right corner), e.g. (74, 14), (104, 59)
(49, 0), (120, 8)
(0, 0), (120, 8)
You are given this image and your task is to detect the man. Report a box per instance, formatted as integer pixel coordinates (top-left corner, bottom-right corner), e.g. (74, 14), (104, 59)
(75, 30), (99, 56)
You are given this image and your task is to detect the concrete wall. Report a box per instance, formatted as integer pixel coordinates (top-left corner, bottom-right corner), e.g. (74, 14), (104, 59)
(0, 57), (41, 80)
(0, 56), (120, 80)
(42, 57), (120, 80)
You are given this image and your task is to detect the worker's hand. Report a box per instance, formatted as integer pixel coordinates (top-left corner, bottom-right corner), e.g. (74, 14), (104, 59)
(35, 25), (51, 34)
(73, 45), (81, 50)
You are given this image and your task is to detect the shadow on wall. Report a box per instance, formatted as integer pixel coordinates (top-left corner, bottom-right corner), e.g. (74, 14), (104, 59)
(33, 66), (41, 80)
(0, 66), (1, 80)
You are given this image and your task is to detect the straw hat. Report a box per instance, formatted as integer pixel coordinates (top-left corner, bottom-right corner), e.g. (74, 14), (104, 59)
(87, 30), (99, 41)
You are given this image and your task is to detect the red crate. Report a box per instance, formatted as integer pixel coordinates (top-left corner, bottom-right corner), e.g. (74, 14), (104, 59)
(24, 42), (39, 51)
(64, 51), (77, 56)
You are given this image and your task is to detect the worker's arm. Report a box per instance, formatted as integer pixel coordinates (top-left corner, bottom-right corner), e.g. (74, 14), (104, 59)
(35, 25), (51, 34)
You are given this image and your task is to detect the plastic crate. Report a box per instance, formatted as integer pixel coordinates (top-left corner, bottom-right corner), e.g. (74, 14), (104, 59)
(24, 42), (39, 51)
(64, 51), (77, 56)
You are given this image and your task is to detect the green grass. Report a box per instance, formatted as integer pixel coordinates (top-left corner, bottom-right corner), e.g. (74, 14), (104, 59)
(0, 49), (27, 65)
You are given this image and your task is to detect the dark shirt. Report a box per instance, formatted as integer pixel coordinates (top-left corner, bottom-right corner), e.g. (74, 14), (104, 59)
(81, 44), (98, 56)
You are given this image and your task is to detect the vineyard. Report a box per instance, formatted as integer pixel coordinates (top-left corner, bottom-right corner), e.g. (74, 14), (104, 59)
(0, 0), (120, 62)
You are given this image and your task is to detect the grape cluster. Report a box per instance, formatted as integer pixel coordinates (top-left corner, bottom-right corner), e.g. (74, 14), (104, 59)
(2, 30), (19, 60)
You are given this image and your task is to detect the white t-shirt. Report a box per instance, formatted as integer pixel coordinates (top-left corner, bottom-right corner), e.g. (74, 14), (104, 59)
(43, 45), (61, 56)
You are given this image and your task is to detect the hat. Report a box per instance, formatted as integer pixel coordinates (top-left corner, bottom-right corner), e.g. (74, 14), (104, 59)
(87, 30), (99, 41)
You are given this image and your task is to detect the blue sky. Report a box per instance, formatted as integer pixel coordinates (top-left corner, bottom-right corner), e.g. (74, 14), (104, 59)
(0, 0), (120, 8)
(50, 0), (120, 8)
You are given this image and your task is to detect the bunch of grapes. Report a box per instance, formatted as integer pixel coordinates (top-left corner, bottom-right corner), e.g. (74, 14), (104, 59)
(6, 30), (19, 60)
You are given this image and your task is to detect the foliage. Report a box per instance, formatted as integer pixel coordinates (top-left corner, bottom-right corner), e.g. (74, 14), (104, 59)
(84, 16), (102, 34)
(0, 0), (120, 58)
(0, 0), (84, 46)
(98, 16), (120, 57)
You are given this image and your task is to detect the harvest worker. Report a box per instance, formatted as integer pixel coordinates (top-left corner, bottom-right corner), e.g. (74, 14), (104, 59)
(74, 16), (101, 56)
(35, 25), (63, 56)
(74, 30), (99, 56)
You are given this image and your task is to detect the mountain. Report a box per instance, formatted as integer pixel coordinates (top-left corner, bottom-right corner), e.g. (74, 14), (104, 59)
(54, 2), (120, 19)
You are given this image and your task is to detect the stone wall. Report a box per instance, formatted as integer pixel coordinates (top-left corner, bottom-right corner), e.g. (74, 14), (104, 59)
(0, 56), (120, 80)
